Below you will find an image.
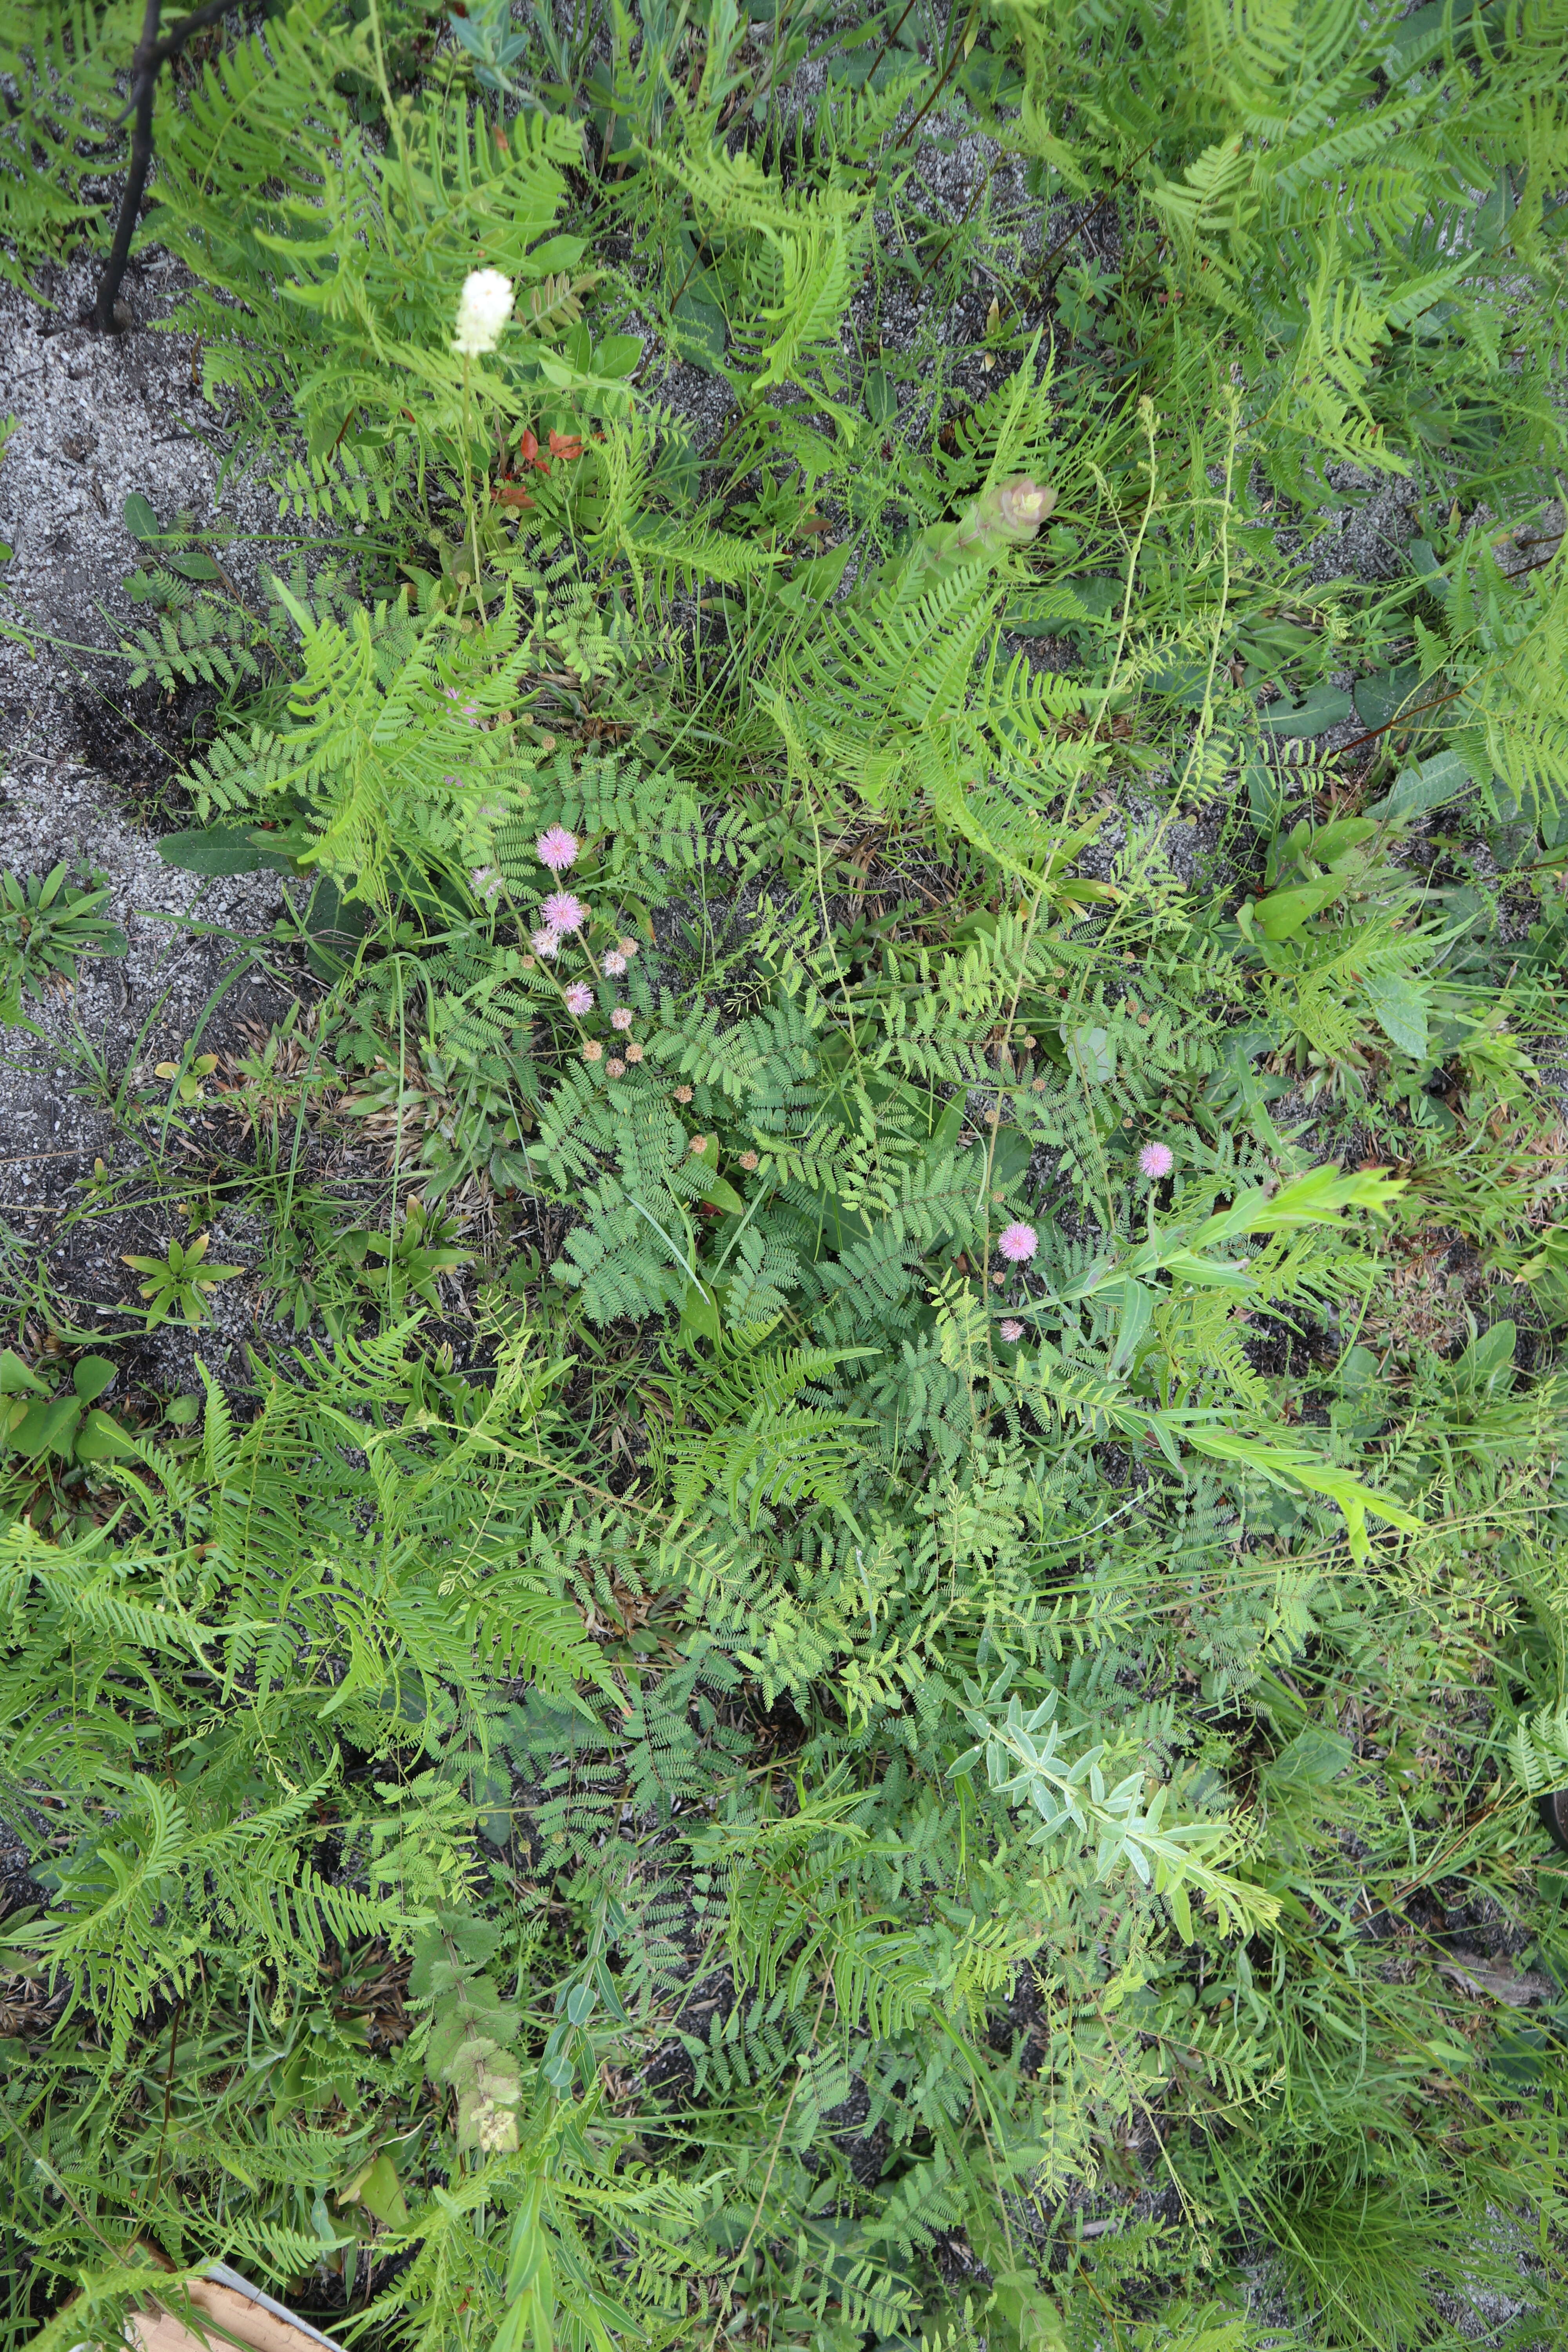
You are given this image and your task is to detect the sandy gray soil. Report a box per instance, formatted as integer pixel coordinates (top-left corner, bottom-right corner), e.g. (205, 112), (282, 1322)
(0, 249), (307, 1390)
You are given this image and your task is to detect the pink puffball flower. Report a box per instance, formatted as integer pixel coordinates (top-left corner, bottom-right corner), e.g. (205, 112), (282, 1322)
(531, 927), (562, 958)
(563, 982), (594, 1015)
(1139, 1140), (1175, 1180)
(999, 1319), (1024, 1343)
(610, 1005), (633, 1032)
(541, 890), (587, 934)
(536, 825), (579, 873)
(602, 950), (628, 977)
(997, 1221), (1038, 1264)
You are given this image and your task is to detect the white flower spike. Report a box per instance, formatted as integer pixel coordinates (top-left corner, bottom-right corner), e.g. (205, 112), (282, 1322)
(453, 269), (514, 357)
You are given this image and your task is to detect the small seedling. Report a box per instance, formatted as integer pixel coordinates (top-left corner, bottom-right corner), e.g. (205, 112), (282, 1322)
(0, 1348), (136, 1466)
(256, 1190), (363, 1338)
(122, 1233), (246, 1328)
(221, 1009), (333, 1142)
(154, 1053), (221, 1106)
(0, 866), (127, 1014)
(343, 1196), (470, 1317)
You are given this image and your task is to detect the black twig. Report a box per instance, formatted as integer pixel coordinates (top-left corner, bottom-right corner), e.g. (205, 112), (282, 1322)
(92, 0), (243, 332)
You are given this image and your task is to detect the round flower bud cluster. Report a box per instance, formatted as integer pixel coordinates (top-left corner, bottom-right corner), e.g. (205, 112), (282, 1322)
(453, 269), (513, 357)
(526, 825), (641, 1072)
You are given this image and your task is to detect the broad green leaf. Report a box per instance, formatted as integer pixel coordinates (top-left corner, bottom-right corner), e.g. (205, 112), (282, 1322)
(166, 549), (223, 582)
(1353, 661), (1420, 731)
(863, 364), (897, 426)
(1369, 747), (1479, 820)
(671, 292), (728, 372)
(524, 235), (586, 275)
(1250, 879), (1342, 938)
(1158, 1248), (1254, 1290)
(74, 1409), (138, 1463)
(1108, 1277), (1155, 1370)
(1258, 683), (1352, 738)
(1065, 1024), (1114, 1082)
(15, 1397), (81, 1461)
(158, 826), (296, 877)
(593, 333), (643, 378)
(71, 1356), (116, 1404)
(1363, 971), (1429, 1058)
(1265, 1726), (1355, 1788)
(700, 1173), (747, 1216)
(342, 2151), (411, 2230)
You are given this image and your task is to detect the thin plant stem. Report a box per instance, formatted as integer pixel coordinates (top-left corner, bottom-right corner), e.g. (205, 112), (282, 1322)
(461, 355), (489, 628)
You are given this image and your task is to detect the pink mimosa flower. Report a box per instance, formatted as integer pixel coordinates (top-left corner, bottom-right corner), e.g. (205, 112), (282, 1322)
(536, 825), (579, 873)
(541, 890), (586, 934)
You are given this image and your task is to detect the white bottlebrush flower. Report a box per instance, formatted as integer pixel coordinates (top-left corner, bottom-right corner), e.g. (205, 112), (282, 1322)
(452, 269), (514, 357)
